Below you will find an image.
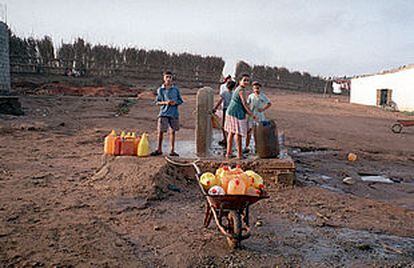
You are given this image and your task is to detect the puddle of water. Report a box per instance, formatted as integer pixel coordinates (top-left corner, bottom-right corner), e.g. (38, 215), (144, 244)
(294, 212), (317, 222)
(295, 150), (338, 157)
(321, 175), (333, 180)
(319, 184), (345, 194)
(336, 227), (414, 257)
(361, 176), (394, 184)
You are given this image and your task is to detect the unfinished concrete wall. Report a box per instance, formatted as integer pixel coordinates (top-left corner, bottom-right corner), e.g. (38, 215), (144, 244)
(0, 22), (10, 93)
(235, 61), (327, 93)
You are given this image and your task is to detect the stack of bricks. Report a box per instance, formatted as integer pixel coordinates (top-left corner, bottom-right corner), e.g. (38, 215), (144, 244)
(0, 21), (10, 94)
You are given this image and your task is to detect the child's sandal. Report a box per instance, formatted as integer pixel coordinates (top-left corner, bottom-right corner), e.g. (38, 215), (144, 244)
(150, 150), (162, 156)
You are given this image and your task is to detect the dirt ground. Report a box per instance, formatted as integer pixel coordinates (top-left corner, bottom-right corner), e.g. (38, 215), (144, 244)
(0, 87), (413, 267)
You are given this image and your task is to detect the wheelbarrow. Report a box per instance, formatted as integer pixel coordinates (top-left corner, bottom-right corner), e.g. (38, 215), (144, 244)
(391, 119), (414, 133)
(165, 157), (269, 249)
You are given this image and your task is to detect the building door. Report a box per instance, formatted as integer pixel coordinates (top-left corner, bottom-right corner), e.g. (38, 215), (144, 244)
(376, 89), (392, 106)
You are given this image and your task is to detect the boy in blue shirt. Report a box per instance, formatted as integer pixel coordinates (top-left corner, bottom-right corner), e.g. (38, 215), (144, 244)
(151, 71), (184, 157)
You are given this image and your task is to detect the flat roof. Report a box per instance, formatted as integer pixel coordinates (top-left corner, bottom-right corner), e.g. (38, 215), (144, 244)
(352, 64), (414, 79)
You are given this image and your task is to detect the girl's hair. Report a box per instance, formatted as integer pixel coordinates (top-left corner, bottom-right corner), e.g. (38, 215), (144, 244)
(226, 80), (236, 90)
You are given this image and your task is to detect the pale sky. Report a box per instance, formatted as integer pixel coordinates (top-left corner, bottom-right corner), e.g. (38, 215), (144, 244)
(1, 0), (414, 77)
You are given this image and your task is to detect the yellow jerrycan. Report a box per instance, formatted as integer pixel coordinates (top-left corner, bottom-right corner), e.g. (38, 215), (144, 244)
(137, 133), (150, 157)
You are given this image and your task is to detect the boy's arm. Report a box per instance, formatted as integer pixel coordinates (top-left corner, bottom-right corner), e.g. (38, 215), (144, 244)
(259, 94), (272, 112)
(259, 102), (272, 112)
(156, 101), (169, 106)
(169, 88), (184, 106)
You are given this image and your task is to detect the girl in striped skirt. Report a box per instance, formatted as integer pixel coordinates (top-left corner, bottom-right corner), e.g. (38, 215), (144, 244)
(224, 74), (256, 159)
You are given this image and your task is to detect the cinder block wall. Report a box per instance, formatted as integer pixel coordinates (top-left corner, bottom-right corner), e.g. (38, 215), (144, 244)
(0, 22), (11, 93)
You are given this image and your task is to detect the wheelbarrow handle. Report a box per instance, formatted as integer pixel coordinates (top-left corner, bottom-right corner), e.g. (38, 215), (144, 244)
(164, 156), (202, 176)
(192, 162), (201, 176)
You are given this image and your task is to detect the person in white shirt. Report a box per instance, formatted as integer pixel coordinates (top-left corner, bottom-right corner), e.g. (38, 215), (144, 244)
(244, 81), (272, 153)
(213, 78), (235, 146)
(219, 75), (232, 95)
(213, 75), (232, 146)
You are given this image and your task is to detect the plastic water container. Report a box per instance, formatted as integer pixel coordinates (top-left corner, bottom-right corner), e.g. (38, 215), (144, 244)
(245, 170), (264, 189)
(121, 134), (136, 156)
(220, 176), (232, 193)
(245, 187), (260, 196)
(104, 130), (116, 155)
(220, 166), (242, 192)
(114, 136), (122, 156)
(208, 186), (225, 196)
(254, 120), (279, 158)
(133, 133), (140, 155)
(138, 133), (150, 157)
(216, 165), (230, 179)
(200, 172), (218, 190)
(227, 178), (246, 195)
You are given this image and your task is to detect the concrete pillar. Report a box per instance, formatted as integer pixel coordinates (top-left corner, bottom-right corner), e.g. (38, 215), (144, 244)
(0, 22), (10, 94)
(196, 87), (213, 157)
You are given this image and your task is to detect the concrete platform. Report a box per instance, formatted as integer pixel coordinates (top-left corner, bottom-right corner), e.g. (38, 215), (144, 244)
(162, 129), (296, 187)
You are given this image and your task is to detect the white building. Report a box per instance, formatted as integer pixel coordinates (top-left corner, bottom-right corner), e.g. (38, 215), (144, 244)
(350, 65), (414, 112)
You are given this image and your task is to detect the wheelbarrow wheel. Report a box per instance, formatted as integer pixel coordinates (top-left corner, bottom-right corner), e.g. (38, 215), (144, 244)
(391, 123), (403, 134)
(226, 210), (242, 249)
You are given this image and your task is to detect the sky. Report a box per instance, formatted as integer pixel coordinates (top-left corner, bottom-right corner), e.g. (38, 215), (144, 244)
(1, 0), (413, 77)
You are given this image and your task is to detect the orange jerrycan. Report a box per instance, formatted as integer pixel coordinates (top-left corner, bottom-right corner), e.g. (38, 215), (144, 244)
(114, 136), (122, 156)
(114, 131), (125, 156)
(227, 178), (246, 195)
(222, 165), (241, 190)
(104, 130), (116, 155)
(137, 133), (150, 157)
(121, 133), (135, 156)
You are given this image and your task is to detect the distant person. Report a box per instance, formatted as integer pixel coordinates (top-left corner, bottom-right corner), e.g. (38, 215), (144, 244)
(151, 71), (184, 157)
(219, 75), (232, 94)
(213, 79), (236, 146)
(244, 81), (272, 153)
(224, 74), (256, 159)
